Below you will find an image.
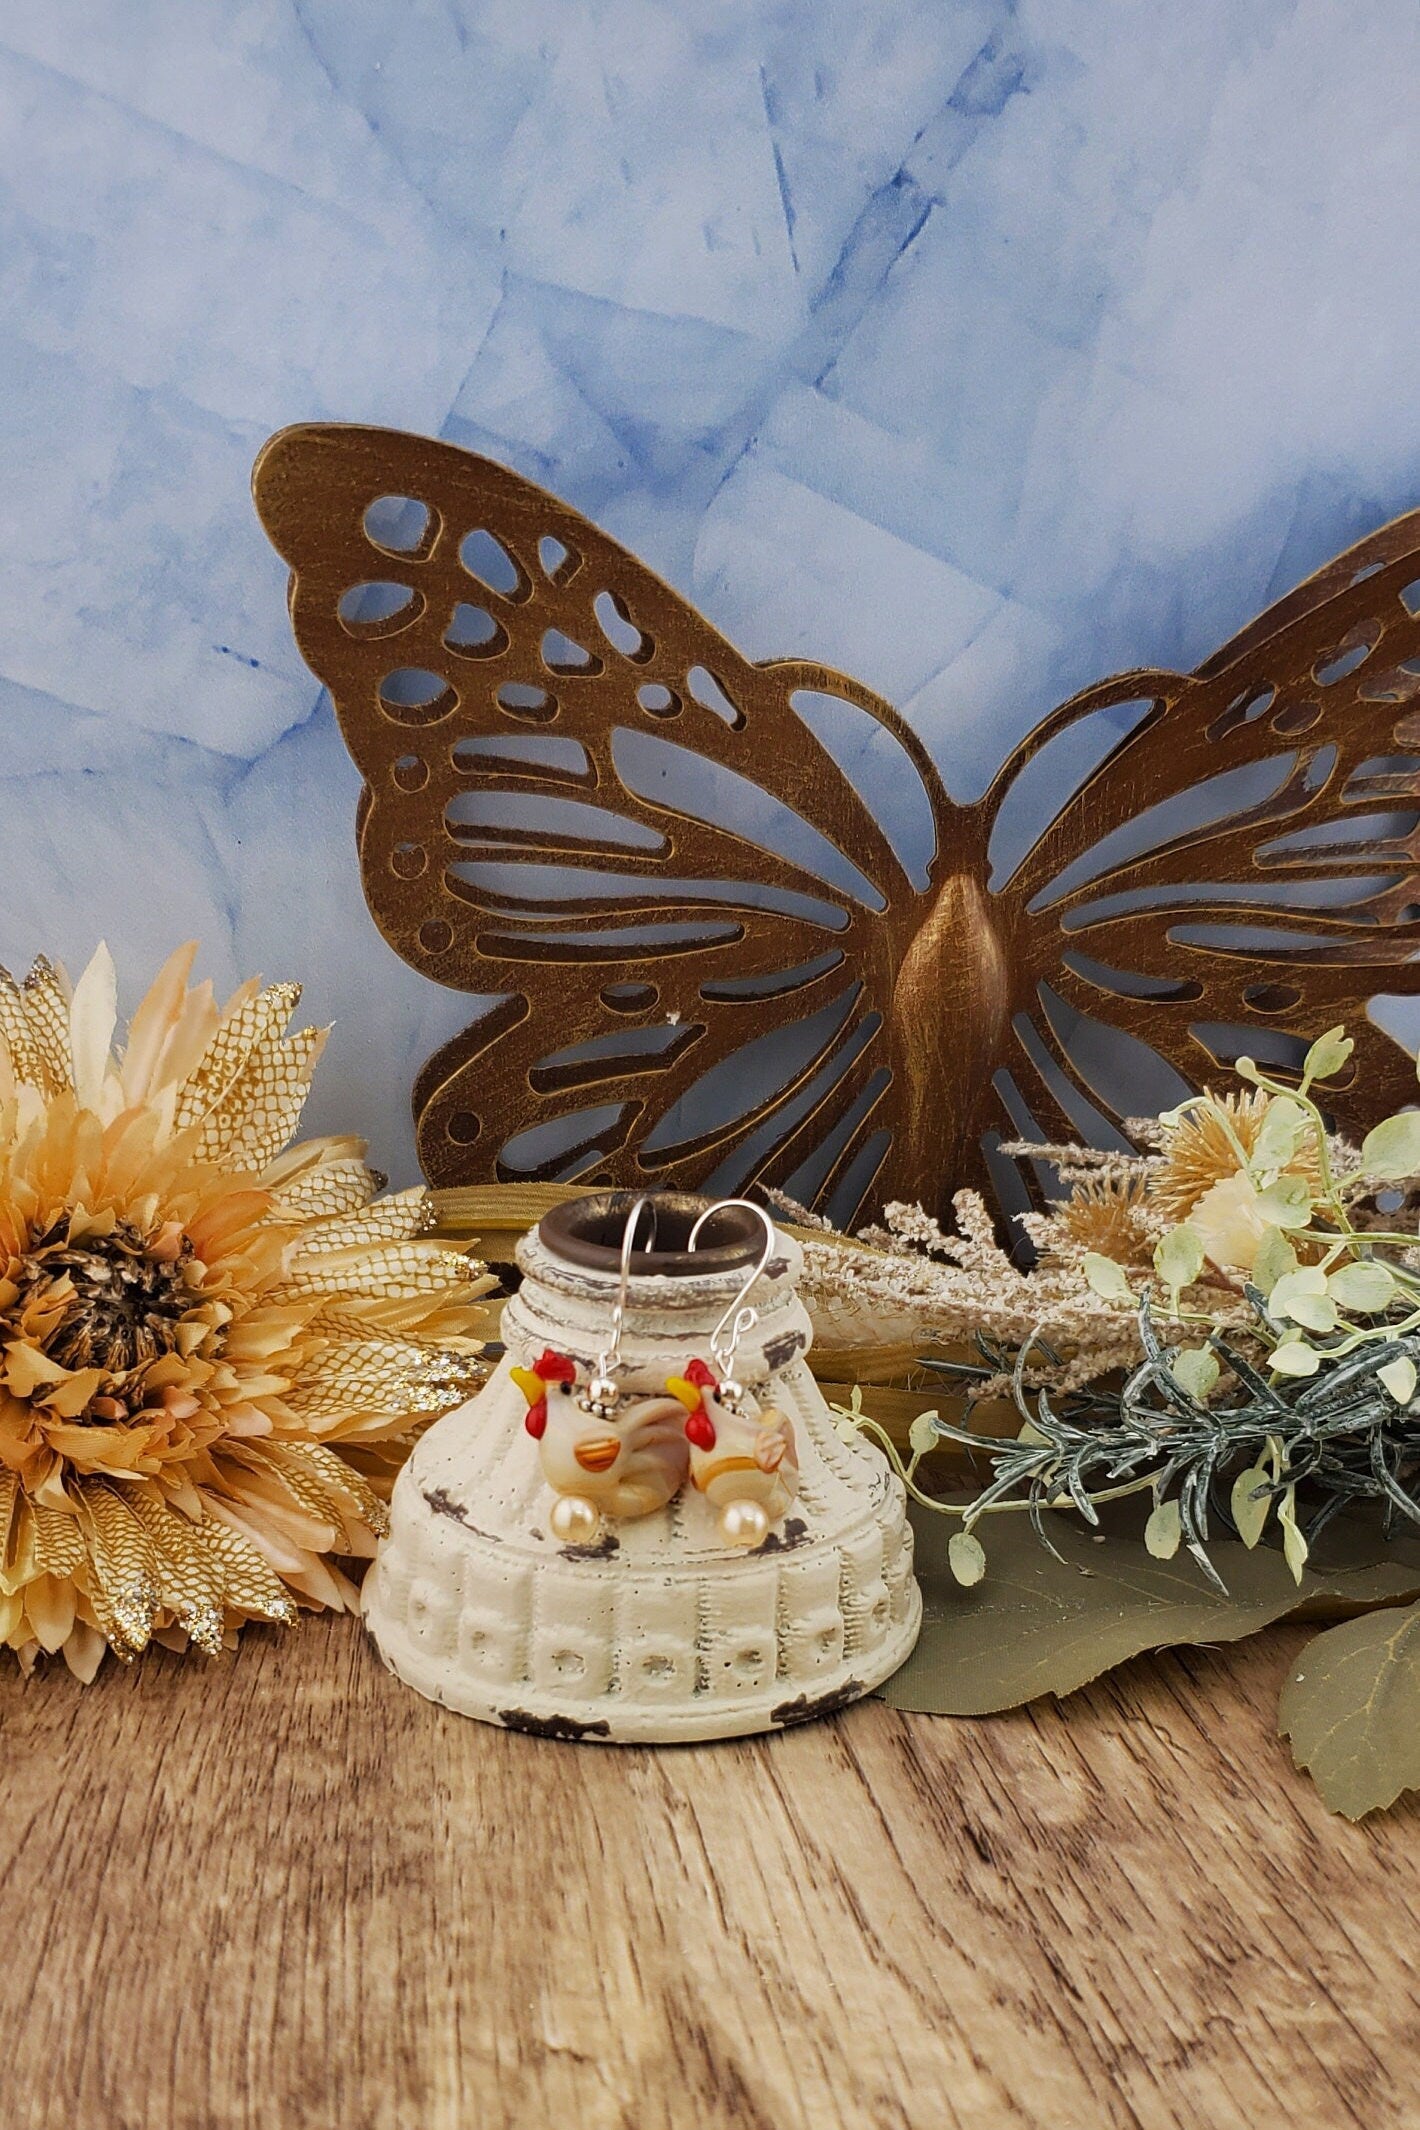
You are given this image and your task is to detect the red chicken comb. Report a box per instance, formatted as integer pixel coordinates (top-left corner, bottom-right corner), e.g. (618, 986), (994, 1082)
(534, 1349), (577, 1385)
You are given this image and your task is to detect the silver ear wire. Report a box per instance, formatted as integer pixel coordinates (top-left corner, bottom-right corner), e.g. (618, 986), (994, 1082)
(686, 1198), (777, 1406)
(581, 1194), (656, 1417)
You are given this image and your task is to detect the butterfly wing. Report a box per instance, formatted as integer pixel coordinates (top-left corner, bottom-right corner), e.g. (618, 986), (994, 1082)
(972, 512), (1420, 1185)
(252, 424), (950, 1225)
(255, 422), (1420, 1231)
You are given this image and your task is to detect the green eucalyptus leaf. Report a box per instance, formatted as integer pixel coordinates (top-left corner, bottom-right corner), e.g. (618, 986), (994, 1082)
(947, 1531), (986, 1587)
(1144, 1498), (1183, 1559)
(1230, 1463), (1272, 1548)
(884, 1505), (1420, 1718)
(1278, 1490), (1309, 1583)
(1360, 1110), (1420, 1181)
(908, 1410), (940, 1457)
(1270, 1338), (1321, 1378)
(1325, 1260), (1397, 1313)
(1172, 1346), (1219, 1400)
(1280, 1601), (1420, 1819)
(1254, 1175), (1314, 1228)
(1273, 1265), (1327, 1299)
(1303, 1026), (1354, 1084)
(1252, 1096), (1308, 1172)
(1267, 1271), (1334, 1336)
(1250, 1227), (1298, 1297)
(1153, 1224), (1204, 1292)
(1379, 1356), (1417, 1406)
(1083, 1253), (1132, 1302)
(1278, 1291), (1339, 1335)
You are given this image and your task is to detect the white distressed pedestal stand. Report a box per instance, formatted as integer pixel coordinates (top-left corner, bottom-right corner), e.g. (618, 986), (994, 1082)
(364, 1196), (921, 1742)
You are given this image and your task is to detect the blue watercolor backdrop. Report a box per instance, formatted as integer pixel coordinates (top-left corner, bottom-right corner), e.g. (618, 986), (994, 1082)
(2, 2), (1418, 1181)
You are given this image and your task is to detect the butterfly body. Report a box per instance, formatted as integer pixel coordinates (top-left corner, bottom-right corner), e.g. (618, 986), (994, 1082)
(254, 424), (1420, 1229)
(887, 861), (1010, 1211)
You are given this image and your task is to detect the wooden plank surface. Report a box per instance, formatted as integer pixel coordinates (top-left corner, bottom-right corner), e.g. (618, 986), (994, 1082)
(2, 1613), (1416, 2130)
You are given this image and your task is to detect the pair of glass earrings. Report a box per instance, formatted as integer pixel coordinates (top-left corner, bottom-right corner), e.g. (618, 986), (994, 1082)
(511, 1197), (801, 1550)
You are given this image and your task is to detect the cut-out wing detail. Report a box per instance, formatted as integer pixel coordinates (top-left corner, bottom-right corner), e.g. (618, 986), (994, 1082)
(972, 512), (1420, 1193)
(253, 425), (950, 1224)
(254, 423), (1420, 1230)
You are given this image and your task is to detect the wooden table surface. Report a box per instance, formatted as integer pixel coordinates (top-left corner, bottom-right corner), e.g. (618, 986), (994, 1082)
(3, 1611), (1415, 2130)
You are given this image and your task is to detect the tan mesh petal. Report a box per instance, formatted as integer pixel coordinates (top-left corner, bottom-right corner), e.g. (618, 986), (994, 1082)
(11, 959), (72, 1092)
(276, 1439), (390, 1532)
(197, 1020), (325, 1174)
(0, 972), (49, 1091)
(125, 1489), (226, 1655)
(29, 1501), (84, 1581)
(222, 1443), (344, 1540)
(76, 1481), (161, 1657)
(290, 1187), (431, 1255)
(237, 1439), (388, 1538)
(190, 1511), (298, 1624)
(281, 1333), (486, 1421)
(176, 981), (301, 1135)
(267, 1156), (377, 1221)
(274, 1239), (484, 1301)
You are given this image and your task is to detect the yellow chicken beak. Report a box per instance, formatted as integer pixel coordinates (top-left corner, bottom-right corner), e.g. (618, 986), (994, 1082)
(665, 1375), (701, 1412)
(510, 1366), (544, 1406)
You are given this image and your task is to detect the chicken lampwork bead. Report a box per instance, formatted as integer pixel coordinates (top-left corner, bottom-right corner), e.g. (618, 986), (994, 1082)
(665, 1359), (800, 1544)
(510, 1348), (691, 1530)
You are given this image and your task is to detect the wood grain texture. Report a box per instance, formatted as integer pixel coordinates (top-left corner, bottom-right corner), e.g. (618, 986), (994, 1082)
(2, 1615), (1417, 2130)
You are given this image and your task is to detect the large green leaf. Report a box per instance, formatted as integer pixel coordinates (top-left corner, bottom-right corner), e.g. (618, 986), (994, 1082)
(1279, 1602), (1420, 1819)
(882, 1503), (1420, 1716)
(1360, 1110), (1420, 1179)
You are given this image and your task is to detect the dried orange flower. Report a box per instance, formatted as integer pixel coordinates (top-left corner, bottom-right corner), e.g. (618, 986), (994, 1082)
(0, 944), (493, 1680)
(1152, 1089), (1322, 1220)
(1043, 1172), (1152, 1267)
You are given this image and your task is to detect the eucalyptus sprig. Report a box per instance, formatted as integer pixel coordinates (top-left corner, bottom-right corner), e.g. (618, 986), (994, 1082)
(1082, 1024), (1420, 1388)
(836, 1023), (1420, 1588)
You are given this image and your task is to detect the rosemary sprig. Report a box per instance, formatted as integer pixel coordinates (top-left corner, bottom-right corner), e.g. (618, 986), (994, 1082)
(838, 1303), (1420, 1592)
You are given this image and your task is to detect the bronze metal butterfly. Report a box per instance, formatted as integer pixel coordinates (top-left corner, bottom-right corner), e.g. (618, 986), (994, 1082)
(253, 424), (1420, 1229)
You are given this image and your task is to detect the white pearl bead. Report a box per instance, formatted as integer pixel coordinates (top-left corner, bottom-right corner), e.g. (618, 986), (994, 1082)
(719, 1500), (769, 1548)
(550, 1495), (601, 1544)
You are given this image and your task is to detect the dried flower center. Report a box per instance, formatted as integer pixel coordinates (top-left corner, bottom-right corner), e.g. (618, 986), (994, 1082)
(14, 1217), (196, 1376)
